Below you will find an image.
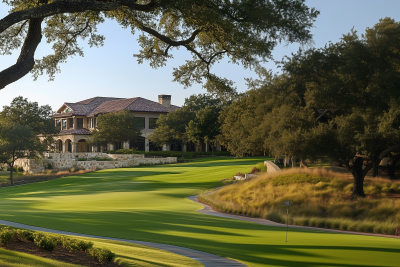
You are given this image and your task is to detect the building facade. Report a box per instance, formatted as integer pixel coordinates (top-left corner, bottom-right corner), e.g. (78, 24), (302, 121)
(45, 95), (179, 153)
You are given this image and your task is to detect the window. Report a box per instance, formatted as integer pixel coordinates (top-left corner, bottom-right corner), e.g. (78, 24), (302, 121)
(94, 118), (97, 127)
(149, 142), (162, 151)
(149, 118), (158, 129)
(68, 118), (73, 129)
(134, 117), (145, 129)
(130, 136), (145, 151)
(56, 119), (61, 128)
(62, 119), (67, 130)
(77, 118), (83, 129)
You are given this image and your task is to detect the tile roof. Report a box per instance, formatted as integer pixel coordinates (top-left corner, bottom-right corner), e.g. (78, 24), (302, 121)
(53, 96), (180, 119)
(58, 128), (91, 135)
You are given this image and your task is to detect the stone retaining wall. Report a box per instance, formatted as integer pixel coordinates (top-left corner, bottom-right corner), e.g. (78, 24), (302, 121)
(15, 152), (177, 173)
(264, 161), (281, 173)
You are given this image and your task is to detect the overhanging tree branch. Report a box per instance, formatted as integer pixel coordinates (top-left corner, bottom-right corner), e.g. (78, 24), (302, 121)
(0, 18), (43, 89)
(0, 0), (156, 34)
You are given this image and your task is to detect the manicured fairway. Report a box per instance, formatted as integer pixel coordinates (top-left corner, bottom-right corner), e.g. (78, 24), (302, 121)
(0, 157), (399, 267)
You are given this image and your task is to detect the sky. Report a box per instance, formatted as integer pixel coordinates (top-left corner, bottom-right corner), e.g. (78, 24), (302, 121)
(1, 0), (400, 111)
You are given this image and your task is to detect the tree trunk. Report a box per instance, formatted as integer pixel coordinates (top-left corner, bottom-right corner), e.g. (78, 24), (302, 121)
(9, 163), (14, 186)
(387, 154), (400, 180)
(346, 156), (372, 199)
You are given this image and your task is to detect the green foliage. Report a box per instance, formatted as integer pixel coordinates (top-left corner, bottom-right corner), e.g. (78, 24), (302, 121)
(16, 166), (24, 172)
(0, 96), (56, 136)
(115, 149), (135, 154)
(33, 232), (57, 251)
(55, 235), (93, 253)
(270, 174), (332, 186)
(88, 247), (115, 263)
(1, 1), (319, 93)
(186, 106), (222, 147)
(0, 227), (13, 247)
(90, 111), (142, 152)
(0, 121), (43, 185)
(148, 106), (195, 147)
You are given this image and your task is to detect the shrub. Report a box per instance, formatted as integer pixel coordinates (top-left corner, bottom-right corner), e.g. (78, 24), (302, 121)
(76, 157), (88, 161)
(16, 166), (24, 172)
(396, 225), (400, 236)
(88, 247), (115, 263)
(0, 228), (14, 247)
(34, 232), (57, 251)
(116, 149), (135, 154)
(235, 171), (245, 177)
(15, 229), (34, 242)
(250, 167), (261, 174)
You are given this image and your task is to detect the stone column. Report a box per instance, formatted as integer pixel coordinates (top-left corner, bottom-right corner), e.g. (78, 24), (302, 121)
(63, 140), (67, 153)
(182, 142), (187, 152)
(72, 142), (78, 153)
(145, 138), (149, 152)
(123, 141), (130, 149)
(73, 117), (77, 129)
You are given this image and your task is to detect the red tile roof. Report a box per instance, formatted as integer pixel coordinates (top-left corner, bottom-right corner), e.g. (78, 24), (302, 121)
(53, 96), (180, 118)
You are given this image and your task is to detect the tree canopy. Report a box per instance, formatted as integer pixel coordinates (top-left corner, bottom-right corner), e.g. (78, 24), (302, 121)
(219, 18), (400, 198)
(149, 93), (223, 149)
(0, 96), (55, 135)
(0, 0), (318, 92)
(90, 110), (142, 151)
(0, 121), (42, 185)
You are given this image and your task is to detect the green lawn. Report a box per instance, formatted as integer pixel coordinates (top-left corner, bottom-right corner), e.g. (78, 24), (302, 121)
(0, 248), (81, 267)
(0, 157), (399, 267)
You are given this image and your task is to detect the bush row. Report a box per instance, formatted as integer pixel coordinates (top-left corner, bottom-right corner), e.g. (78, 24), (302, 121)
(115, 149), (231, 158)
(0, 227), (115, 263)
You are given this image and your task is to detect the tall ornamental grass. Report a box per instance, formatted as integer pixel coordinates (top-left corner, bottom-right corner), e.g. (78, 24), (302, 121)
(199, 168), (400, 235)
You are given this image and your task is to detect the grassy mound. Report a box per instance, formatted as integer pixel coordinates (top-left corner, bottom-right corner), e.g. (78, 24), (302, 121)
(199, 168), (400, 235)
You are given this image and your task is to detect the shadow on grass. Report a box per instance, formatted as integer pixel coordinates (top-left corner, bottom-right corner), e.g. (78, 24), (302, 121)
(1, 208), (398, 267)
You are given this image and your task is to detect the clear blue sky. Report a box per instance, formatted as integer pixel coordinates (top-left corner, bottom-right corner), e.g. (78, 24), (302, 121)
(0, 0), (399, 111)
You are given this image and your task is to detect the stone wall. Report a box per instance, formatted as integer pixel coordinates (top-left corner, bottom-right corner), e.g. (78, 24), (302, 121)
(15, 159), (45, 173)
(264, 161), (281, 173)
(15, 153), (177, 173)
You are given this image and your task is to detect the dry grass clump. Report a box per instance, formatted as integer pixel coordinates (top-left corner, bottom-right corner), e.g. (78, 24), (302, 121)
(199, 168), (400, 235)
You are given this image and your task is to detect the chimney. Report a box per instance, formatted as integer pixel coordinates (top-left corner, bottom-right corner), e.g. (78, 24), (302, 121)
(158, 94), (171, 107)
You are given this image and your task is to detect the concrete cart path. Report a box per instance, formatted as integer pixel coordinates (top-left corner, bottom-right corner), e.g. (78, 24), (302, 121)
(188, 196), (400, 239)
(0, 219), (247, 267)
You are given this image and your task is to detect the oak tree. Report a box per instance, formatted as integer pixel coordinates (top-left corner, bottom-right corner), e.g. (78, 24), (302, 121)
(0, 0), (318, 92)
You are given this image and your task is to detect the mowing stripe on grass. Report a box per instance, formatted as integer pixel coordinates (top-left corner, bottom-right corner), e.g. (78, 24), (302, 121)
(0, 157), (399, 267)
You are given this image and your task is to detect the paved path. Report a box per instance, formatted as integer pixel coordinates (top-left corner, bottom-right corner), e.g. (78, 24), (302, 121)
(0, 219), (246, 267)
(188, 196), (400, 239)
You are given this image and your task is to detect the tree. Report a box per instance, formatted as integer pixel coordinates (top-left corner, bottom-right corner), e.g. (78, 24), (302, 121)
(220, 18), (400, 198)
(0, 96), (57, 146)
(149, 93), (224, 151)
(148, 107), (195, 150)
(0, 122), (42, 185)
(90, 111), (142, 152)
(186, 106), (221, 153)
(0, 0), (318, 92)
